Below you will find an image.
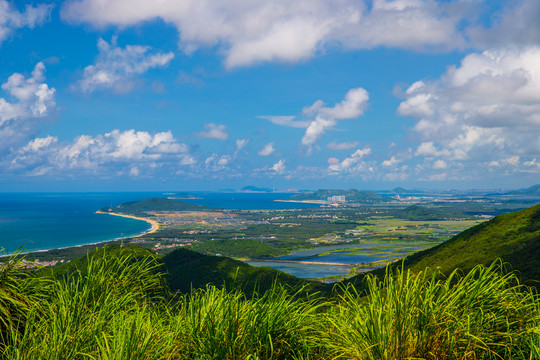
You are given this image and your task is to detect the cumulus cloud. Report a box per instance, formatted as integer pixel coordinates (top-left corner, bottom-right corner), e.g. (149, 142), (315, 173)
(9, 129), (191, 176)
(0, 0), (52, 45)
(328, 146), (371, 173)
(0, 62), (56, 154)
(327, 140), (360, 150)
(61, 0), (468, 68)
(261, 88), (368, 155)
(257, 142), (275, 156)
(196, 123), (228, 140)
(76, 37), (174, 93)
(432, 159), (447, 170)
(398, 46), (540, 177)
(272, 159), (286, 174)
(204, 153), (234, 172)
(468, 0), (540, 48)
(301, 88), (368, 154)
(382, 156), (401, 167)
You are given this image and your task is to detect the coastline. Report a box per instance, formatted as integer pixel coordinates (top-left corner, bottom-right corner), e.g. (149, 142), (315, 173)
(9, 212), (160, 256)
(96, 210), (160, 235)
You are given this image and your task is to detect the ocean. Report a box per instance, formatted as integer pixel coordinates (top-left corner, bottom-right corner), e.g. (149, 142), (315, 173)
(0, 192), (317, 253)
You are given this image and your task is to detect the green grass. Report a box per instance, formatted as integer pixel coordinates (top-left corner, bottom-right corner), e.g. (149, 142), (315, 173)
(391, 203), (540, 287)
(1, 246), (539, 359)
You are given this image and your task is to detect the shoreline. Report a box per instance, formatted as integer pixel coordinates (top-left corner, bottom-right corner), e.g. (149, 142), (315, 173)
(96, 210), (160, 235)
(7, 212), (160, 257)
(7, 210), (159, 258)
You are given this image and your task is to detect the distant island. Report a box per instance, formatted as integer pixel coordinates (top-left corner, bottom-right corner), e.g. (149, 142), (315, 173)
(99, 197), (213, 216)
(240, 186), (273, 192)
(165, 192), (201, 199)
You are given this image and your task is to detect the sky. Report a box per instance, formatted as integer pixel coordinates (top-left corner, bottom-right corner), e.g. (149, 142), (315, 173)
(1, 0), (540, 192)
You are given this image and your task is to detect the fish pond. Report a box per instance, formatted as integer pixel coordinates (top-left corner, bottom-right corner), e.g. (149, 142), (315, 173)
(246, 242), (434, 281)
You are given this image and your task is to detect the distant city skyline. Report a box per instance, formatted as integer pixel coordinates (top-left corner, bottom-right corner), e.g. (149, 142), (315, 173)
(2, 0), (540, 191)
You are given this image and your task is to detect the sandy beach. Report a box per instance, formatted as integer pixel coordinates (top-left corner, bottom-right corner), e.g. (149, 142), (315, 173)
(96, 211), (160, 235)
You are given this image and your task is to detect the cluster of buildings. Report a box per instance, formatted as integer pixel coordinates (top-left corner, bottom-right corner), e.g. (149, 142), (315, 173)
(327, 195), (346, 202)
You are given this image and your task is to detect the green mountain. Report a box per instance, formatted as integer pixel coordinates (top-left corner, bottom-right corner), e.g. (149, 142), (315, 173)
(391, 187), (409, 193)
(191, 238), (287, 259)
(47, 245), (329, 296)
(288, 189), (385, 203)
(393, 205), (455, 220)
(354, 203), (540, 287)
(162, 248), (330, 295)
(100, 197), (213, 215)
(508, 184), (540, 196)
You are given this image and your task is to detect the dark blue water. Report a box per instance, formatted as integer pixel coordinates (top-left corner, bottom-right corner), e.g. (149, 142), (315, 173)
(182, 192), (319, 210)
(0, 191), (315, 253)
(0, 192), (164, 253)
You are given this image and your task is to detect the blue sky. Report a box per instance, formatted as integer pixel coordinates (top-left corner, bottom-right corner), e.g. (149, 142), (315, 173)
(1, 0), (540, 191)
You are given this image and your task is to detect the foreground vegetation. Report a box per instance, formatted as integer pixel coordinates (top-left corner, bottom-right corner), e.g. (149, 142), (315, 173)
(1, 246), (539, 359)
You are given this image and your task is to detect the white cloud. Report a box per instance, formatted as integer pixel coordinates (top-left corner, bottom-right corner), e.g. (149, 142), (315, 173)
(0, 1), (52, 45)
(257, 142), (275, 156)
(0, 62), (55, 154)
(327, 141), (360, 150)
(258, 115), (310, 128)
(301, 88), (368, 154)
(179, 154), (197, 166)
(524, 158), (540, 169)
(204, 153), (233, 171)
(382, 156), (401, 167)
(261, 88), (368, 155)
(61, 0), (467, 68)
(218, 155), (232, 166)
(304, 87), (369, 120)
(232, 138), (249, 158)
(10, 129), (190, 175)
(76, 37), (174, 93)
(272, 159), (286, 174)
(196, 123), (228, 140)
(399, 46), (540, 176)
(235, 138), (249, 151)
(301, 116), (336, 154)
(328, 146), (371, 173)
(468, 0), (540, 49)
(432, 159), (447, 169)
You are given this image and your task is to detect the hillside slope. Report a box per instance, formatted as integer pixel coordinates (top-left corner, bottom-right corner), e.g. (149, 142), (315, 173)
(100, 197), (213, 215)
(508, 184), (540, 196)
(163, 248), (330, 295)
(392, 204), (540, 286)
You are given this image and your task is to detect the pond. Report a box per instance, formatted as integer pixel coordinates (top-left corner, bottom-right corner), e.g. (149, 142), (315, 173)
(245, 242), (433, 280)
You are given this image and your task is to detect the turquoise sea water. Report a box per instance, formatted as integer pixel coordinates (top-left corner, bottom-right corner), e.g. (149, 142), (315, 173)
(0, 192), (316, 253)
(0, 192), (164, 253)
